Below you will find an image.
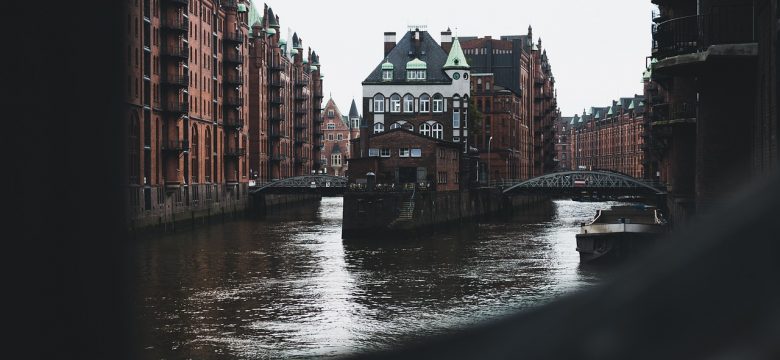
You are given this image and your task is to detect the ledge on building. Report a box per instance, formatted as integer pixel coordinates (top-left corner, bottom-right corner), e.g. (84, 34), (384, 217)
(653, 43), (758, 75)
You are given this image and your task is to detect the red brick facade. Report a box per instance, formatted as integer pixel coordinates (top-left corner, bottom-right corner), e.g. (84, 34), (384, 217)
(348, 129), (461, 192)
(319, 99), (355, 176)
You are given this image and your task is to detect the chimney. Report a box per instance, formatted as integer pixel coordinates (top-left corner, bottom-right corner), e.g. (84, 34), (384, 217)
(441, 28), (452, 52)
(384, 32), (396, 56)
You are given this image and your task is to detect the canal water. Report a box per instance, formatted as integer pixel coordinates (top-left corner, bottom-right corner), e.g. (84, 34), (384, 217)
(130, 198), (627, 359)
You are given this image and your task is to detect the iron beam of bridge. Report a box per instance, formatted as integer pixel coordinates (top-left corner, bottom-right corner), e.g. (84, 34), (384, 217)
(249, 175), (348, 195)
(502, 171), (666, 195)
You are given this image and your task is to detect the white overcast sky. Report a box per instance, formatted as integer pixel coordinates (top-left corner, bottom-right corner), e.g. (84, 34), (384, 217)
(257, 0), (657, 116)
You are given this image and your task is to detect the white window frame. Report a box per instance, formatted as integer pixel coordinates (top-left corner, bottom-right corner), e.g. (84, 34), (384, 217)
(373, 94), (385, 113)
(368, 148), (380, 157)
(419, 123), (431, 137)
(403, 94), (414, 113)
(432, 94), (444, 113)
(399, 148), (410, 157)
(382, 70), (393, 81)
(452, 110), (461, 128)
(390, 94), (401, 113)
(373, 122), (384, 134)
(419, 94), (430, 113)
(337, 133), (343, 141)
(411, 148), (422, 157)
(380, 148), (391, 157)
(432, 122), (443, 139)
(389, 122), (402, 130)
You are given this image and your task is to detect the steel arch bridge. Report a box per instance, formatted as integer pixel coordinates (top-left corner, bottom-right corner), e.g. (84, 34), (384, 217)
(502, 171), (666, 196)
(249, 175), (348, 195)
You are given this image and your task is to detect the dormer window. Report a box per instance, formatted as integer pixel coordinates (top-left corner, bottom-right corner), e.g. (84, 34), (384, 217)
(383, 70), (393, 81)
(407, 70), (426, 80)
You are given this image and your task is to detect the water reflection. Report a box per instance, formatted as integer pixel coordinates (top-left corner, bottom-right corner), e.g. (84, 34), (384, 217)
(130, 198), (629, 358)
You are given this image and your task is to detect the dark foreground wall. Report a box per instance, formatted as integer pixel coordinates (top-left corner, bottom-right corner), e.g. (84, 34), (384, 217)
(251, 193), (322, 214)
(342, 189), (547, 239)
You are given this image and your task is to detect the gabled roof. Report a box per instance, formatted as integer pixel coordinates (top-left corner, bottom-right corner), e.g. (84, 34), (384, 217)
(365, 128), (461, 148)
(363, 30), (451, 84)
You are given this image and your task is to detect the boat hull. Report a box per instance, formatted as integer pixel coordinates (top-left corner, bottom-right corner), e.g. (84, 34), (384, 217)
(575, 229), (663, 264)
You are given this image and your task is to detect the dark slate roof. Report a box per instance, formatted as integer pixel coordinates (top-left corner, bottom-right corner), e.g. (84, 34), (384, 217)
(341, 115), (349, 126)
(349, 99), (359, 118)
(266, 8), (278, 27)
(363, 30), (451, 84)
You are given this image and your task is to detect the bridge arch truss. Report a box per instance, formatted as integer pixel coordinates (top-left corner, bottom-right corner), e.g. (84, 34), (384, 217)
(250, 175), (348, 194)
(502, 171), (665, 195)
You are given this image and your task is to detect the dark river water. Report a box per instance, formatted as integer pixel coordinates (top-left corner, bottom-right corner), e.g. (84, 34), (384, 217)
(130, 198), (627, 359)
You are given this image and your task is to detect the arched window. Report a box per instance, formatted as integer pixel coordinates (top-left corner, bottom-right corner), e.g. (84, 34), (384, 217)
(403, 94), (414, 113)
(373, 94), (385, 113)
(419, 93), (430, 113)
(129, 112), (140, 184)
(389, 122), (402, 130)
(191, 125), (199, 183)
(432, 122), (444, 139)
(204, 128), (212, 182)
(390, 94), (401, 113)
(373, 122), (385, 134)
(432, 94), (444, 112)
(402, 122), (414, 131)
(419, 123), (431, 137)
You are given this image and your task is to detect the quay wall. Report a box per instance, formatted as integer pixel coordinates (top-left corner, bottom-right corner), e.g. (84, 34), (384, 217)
(342, 189), (548, 239)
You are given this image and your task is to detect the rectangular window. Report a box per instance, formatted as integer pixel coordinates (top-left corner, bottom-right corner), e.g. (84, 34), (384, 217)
(411, 148), (422, 157)
(383, 70), (392, 81)
(438, 171), (447, 184)
(368, 148), (380, 157)
(453, 136), (460, 142)
(399, 148), (410, 157)
(452, 110), (460, 128)
(327, 123), (335, 130)
(380, 148), (391, 157)
(328, 134), (334, 141)
(337, 133), (343, 141)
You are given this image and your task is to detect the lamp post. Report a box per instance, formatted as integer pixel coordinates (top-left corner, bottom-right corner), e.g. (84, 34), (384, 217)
(488, 136), (493, 187)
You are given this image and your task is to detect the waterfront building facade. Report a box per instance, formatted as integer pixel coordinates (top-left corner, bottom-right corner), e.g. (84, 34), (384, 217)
(248, 4), (323, 182)
(567, 95), (647, 179)
(649, 0), (777, 224)
(461, 26), (559, 180)
(554, 115), (571, 171)
(351, 27), (471, 189)
(320, 98), (355, 176)
(125, 0), (252, 228)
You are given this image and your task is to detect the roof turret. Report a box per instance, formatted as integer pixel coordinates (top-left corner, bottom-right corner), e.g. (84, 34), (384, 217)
(443, 37), (470, 70)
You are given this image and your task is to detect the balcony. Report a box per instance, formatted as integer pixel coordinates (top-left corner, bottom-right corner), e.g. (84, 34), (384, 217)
(269, 114), (283, 122)
(652, 5), (756, 61)
(224, 147), (246, 157)
(223, 52), (244, 64)
(294, 94), (307, 102)
(651, 102), (697, 126)
(294, 122), (308, 130)
(224, 96), (244, 107)
(224, 117), (244, 130)
(294, 80), (308, 87)
(269, 79), (283, 87)
(294, 107), (307, 115)
(224, 74), (244, 85)
(269, 63), (284, 72)
(269, 96), (284, 105)
(224, 31), (244, 44)
(162, 45), (188, 60)
(161, 17), (188, 33)
(161, 74), (188, 87)
(161, 140), (189, 152)
(163, 100), (188, 114)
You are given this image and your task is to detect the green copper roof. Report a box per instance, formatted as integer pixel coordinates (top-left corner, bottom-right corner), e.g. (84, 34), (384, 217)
(594, 111), (601, 119)
(639, 101), (645, 107)
(237, 3), (247, 12)
(443, 37), (470, 70)
(267, 8), (279, 28)
(248, 3), (263, 28)
(406, 58), (427, 70)
(628, 100), (635, 110)
(607, 106), (614, 116)
(381, 59), (394, 70)
(303, 58), (308, 64)
(279, 38), (286, 44)
(310, 65), (318, 72)
(291, 48), (299, 56)
(266, 28), (276, 36)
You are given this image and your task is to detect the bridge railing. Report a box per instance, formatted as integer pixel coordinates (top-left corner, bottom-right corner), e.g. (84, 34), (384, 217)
(347, 182), (434, 193)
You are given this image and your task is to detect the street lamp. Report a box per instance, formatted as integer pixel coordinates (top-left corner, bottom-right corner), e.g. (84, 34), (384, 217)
(488, 136), (493, 186)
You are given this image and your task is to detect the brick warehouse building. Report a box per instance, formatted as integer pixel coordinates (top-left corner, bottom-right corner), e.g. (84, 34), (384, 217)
(248, 4), (323, 182)
(319, 98), (359, 176)
(350, 26), (472, 189)
(567, 95), (647, 179)
(649, 0), (777, 225)
(461, 26), (560, 181)
(125, 0), (325, 229)
(125, 0), (253, 229)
